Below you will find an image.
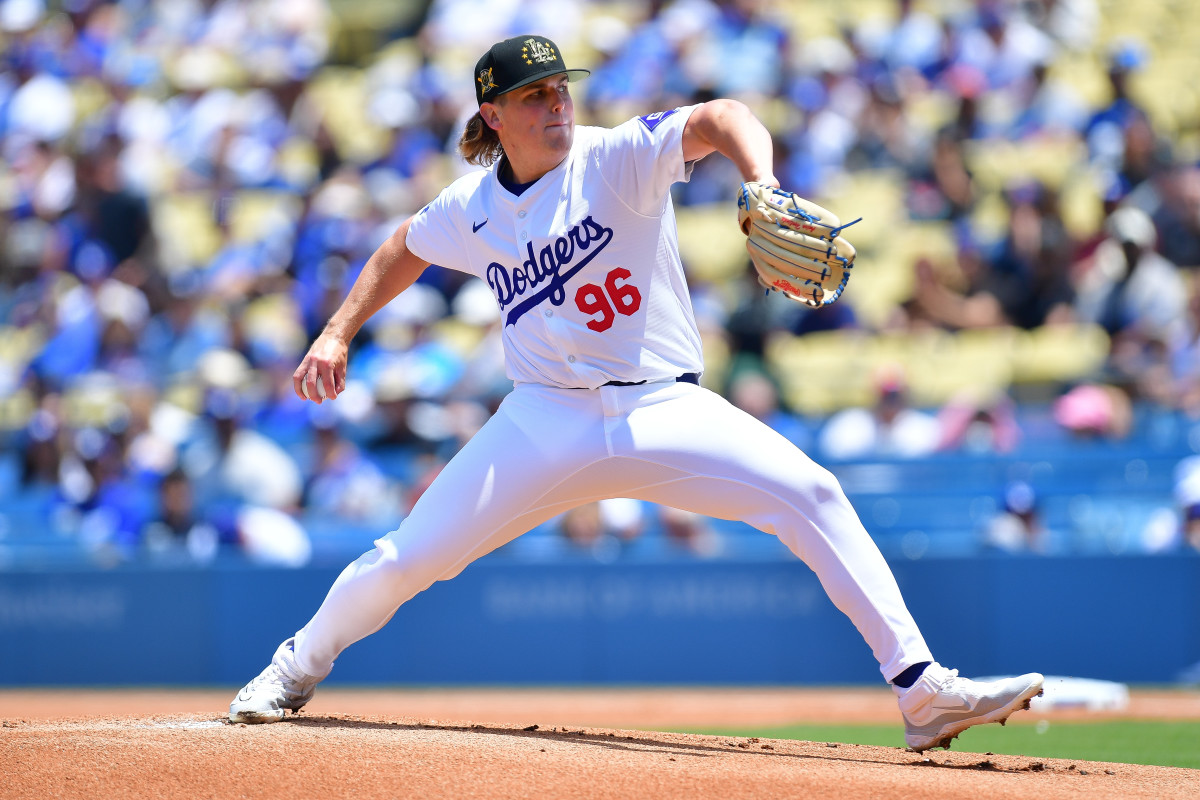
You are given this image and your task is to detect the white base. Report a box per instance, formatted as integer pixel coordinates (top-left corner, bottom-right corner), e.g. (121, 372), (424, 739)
(976, 675), (1129, 712)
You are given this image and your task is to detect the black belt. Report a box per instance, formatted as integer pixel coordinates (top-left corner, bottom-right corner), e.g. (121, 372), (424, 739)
(604, 372), (700, 387)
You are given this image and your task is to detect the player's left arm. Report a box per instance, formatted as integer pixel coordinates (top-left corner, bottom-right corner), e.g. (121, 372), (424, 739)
(681, 99), (779, 189)
(686, 100), (860, 308)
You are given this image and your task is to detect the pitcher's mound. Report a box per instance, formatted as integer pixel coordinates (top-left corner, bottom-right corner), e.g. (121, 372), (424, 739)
(3, 713), (1197, 800)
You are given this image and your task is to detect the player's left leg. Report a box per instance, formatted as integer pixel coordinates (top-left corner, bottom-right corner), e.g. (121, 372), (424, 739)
(604, 381), (932, 679)
(598, 380), (1042, 750)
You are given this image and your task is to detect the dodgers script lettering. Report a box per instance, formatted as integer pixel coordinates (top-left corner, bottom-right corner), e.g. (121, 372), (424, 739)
(486, 216), (614, 326)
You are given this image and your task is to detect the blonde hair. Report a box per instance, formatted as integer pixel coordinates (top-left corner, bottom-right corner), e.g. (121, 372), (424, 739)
(458, 111), (504, 167)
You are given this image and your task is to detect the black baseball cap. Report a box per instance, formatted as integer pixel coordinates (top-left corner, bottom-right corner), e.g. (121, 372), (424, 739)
(474, 35), (590, 106)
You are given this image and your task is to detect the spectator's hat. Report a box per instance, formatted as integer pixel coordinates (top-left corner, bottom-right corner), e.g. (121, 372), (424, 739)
(1, 0), (43, 33)
(1003, 481), (1037, 515)
(474, 35), (589, 106)
(1108, 38), (1147, 73)
(1105, 206), (1156, 248)
(1174, 456), (1200, 514)
(1053, 384), (1113, 433)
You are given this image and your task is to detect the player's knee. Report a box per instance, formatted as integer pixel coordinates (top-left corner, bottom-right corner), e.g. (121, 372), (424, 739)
(360, 542), (425, 592)
(809, 465), (849, 506)
(368, 531), (469, 593)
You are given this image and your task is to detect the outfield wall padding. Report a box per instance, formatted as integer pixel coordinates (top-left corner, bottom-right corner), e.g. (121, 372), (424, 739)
(1, 555), (1196, 686)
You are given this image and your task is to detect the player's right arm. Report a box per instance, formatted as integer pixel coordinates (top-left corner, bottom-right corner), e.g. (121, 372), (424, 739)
(294, 216), (430, 403)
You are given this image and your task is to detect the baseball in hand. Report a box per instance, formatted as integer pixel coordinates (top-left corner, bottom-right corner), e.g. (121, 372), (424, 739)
(302, 375), (327, 401)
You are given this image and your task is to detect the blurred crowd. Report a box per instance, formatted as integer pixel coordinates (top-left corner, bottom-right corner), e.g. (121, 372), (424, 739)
(1, 0), (1199, 566)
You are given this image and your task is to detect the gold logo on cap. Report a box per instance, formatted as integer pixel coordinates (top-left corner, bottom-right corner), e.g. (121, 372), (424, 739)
(522, 38), (558, 65)
(477, 67), (497, 95)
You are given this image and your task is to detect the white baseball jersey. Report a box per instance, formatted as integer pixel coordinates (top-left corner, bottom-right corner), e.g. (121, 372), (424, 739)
(406, 105), (705, 388)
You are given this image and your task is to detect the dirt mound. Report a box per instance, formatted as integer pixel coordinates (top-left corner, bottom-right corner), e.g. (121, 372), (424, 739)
(4, 711), (1196, 800)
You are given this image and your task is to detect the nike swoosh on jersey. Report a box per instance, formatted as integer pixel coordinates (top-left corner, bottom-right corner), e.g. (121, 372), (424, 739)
(472, 218), (489, 233)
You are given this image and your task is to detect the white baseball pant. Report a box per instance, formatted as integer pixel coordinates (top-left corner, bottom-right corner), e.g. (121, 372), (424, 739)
(292, 380), (933, 681)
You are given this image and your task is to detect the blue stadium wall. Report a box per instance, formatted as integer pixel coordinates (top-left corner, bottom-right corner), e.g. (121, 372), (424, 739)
(1, 555), (1197, 686)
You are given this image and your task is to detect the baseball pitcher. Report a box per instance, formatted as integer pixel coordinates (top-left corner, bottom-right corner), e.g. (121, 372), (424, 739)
(229, 35), (1043, 752)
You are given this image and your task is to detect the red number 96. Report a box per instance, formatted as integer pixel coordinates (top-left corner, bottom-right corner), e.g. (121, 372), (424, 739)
(574, 267), (642, 332)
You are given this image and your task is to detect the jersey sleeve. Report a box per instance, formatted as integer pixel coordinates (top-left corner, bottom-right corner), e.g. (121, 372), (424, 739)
(405, 186), (467, 272)
(590, 104), (701, 217)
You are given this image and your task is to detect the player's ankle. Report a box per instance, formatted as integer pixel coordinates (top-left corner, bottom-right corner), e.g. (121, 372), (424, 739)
(890, 661), (931, 689)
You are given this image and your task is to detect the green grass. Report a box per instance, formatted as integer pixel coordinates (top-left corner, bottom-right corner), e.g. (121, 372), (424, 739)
(673, 720), (1200, 769)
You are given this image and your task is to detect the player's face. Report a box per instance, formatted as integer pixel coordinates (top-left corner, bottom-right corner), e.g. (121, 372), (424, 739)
(490, 74), (574, 169)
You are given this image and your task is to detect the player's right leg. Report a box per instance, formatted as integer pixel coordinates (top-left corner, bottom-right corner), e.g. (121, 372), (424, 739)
(230, 385), (613, 722)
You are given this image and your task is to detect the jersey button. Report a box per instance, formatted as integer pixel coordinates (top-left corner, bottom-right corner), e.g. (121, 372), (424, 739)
(518, 210), (527, 218)
(567, 355), (576, 363)
(521, 232), (528, 240)
(544, 309), (553, 317)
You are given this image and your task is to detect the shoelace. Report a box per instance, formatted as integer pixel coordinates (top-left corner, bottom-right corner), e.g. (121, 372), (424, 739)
(246, 662), (289, 693)
(932, 668), (964, 694)
(248, 650), (309, 693)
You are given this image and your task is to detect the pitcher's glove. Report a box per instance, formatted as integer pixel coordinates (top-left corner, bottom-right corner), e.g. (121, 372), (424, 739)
(737, 181), (860, 307)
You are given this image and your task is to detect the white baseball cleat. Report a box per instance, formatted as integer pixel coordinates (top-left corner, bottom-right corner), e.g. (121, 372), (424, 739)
(896, 662), (1044, 752)
(229, 638), (323, 724)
